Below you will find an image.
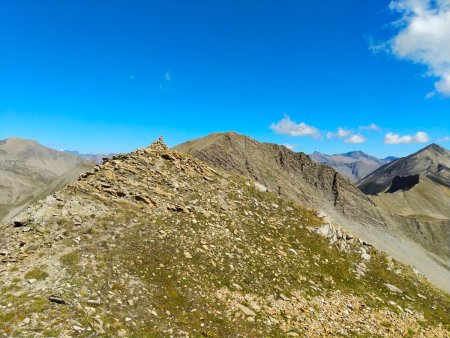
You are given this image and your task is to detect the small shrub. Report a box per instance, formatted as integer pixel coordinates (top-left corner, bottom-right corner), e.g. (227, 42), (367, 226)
(25, 268), (49, 280)
(60, 252), (80, 267)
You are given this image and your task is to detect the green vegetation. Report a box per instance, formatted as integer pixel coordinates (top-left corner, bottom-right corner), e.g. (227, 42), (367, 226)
(24, 267), (49, 280)
(59, 252), (80, 267)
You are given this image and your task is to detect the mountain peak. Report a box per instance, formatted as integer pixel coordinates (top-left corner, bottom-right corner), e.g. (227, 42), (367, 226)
(0, 136), (39, 147)
(344, 150), (365, 156)
(383, 156), (398, 162)
(343, 151), (376, 161)
(146, 137), (169, 152)
(309, 150), (391, 182)
(359, 142), (450, 195)
(220, 131), (254, 142)
(410, 142), (449, 159)
(422, 142), (446, 153)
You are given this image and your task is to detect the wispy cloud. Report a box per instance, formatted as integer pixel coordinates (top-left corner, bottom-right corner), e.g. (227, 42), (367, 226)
(327, 128), (367, 143)
(345, 134), (367, 144)
(326, 128), (353, 139)
(283, 143), (296, 150)
(159, 70), (173, 92)
(269, 116), (442, 147)
(359, 123), (381, 132)
(375, 0), (450, 97)
(270, 115), (320, 138)
(384, 131), (430, 144)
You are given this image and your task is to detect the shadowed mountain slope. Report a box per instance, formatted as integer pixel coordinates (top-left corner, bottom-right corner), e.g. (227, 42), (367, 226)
(310, 151), (394, 182)
(359, 144), (450, 220)
(175, 132), (450, 292)
(1, 140), (448, 336)
(0, 137), (94, 221)
(359, 144), (450, 194)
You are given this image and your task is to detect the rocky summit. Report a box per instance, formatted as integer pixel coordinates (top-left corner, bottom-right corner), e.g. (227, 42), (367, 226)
(1, 139), (449, 337)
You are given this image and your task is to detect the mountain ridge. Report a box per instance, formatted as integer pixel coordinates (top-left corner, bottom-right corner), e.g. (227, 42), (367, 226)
(0, 137), (94, 221)
(1, 139), (448, 336)
(175, 132), (450, 293)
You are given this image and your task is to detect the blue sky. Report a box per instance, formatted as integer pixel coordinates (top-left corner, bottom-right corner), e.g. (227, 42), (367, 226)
(1, 0), (449, 157)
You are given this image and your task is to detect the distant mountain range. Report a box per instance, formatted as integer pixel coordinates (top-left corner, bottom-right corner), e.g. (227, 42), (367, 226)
(309, 151), (397, 182)
(0, 137), (94, 221)
(64, 150), (113, 164)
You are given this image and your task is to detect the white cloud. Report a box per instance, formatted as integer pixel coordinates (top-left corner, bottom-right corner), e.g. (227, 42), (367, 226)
(270, 115), (320, 137)
(438, 136), (450, 142)
(326, 128), (353, 139)
(359, 123), (381, 132)
(381, 0), (450, 96)
(160, 71), (173, 92)
(384, 131), (430, 144)
(283, 143), (296, 150)
(345, 134), (367, 144)
(338, 128), (352, 137)
(425, 91), (436, 99)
